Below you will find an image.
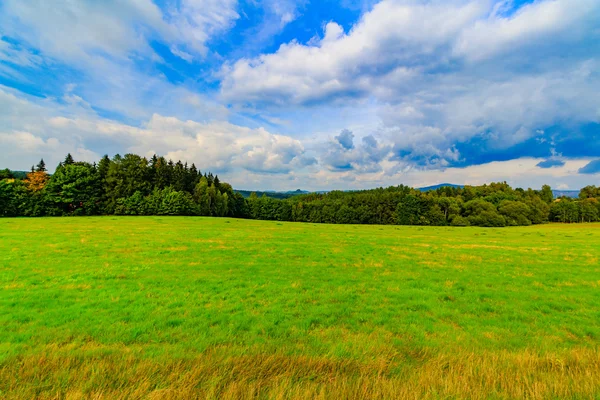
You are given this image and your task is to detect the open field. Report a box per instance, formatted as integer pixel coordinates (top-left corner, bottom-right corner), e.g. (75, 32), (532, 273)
(1, 217), (600, 399)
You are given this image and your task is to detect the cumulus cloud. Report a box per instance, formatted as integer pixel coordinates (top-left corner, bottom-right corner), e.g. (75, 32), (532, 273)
(0, 86), (310, 176)
(222, 0), (599, 104)
(220, 0), (600, 169)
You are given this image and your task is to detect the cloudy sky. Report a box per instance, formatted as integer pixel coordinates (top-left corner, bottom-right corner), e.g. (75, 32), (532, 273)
(1, 0), (599, 190)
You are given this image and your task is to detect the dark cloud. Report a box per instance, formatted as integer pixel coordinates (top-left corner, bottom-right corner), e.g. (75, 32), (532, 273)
(335, 129), (355, 150)
(579, 159), (600, 174)
(536, 159), (565, 168)
(322, 130), (392, 172)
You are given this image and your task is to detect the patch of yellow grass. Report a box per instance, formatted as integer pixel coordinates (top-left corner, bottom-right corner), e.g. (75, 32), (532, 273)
(2, 348), (600, 399)
(3, 283), (24, 289)
(166, 246), (188, 251)
(60, 284), (92, 290)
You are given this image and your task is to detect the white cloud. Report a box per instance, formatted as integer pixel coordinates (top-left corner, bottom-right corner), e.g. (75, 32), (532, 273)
(1, 0), (599, 191)
(221, 0), (599, 105)
(2, 85), (599, 191)
(0, 86), (310, 176)
(0, 0), (240, 62)
(0, 0), (239, 124)
(0, 0), (169, 62)
(220, 0), (488, 104)
(169, 0), (239, 56)
(220, 0), (600, 169)
(453, 0), (599, 61)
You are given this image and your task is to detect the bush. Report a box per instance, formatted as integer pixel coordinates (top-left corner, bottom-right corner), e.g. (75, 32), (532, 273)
(450, 215), (470, 226)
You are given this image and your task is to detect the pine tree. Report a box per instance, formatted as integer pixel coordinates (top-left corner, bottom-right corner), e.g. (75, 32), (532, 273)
(97, 155), (110, 180)
(64, 153), (74, 165)
(173, 161), (186, 191)
(154, 157), (170, 189)
(35, 159), (46, 172)
(189, 163), (200, 191)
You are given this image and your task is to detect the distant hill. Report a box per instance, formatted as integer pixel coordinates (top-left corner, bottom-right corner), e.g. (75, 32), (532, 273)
(235, 189), (310, 200)
(552, 190), (580, 199)
(11, 171), (28, 179)
(0, 169), (28, 180)
(418, 183), (464, 192)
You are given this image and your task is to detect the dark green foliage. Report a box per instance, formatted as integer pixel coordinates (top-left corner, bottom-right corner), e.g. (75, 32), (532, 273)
(155, 187), (197, 216)
(63, 153), (74, 165)
(236, 189), (304, 200)
(498, 200), (532, 226)
(579, 185), (600, 200)
(539, 184), (554, 203)
(450, 215), (470, 226)
(463, 199), (507, 227)
(549, 199), (580, 223)
(44, 162), (101, 215)
(578, 198), (599, 222)
(0, 180), (22, 216)
(1, 153), (242, 219)
(396, 194), (426, 225)
(35, 159), (46, 172)
(2, 153), (600, 226)
(0, 169), (14, 180)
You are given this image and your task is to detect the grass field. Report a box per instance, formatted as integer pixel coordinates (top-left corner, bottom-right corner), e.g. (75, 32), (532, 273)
(1, 217), (599, 399)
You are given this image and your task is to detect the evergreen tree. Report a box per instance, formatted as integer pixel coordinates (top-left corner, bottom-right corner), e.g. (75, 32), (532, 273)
(64, 153), (75, 165)
(35, 159), (46, 172)
(173, 161), (186, 191)
(154, 157), (170, 189)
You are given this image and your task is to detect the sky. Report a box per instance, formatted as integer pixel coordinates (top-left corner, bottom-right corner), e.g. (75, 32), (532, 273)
(0, 0), (599, 191)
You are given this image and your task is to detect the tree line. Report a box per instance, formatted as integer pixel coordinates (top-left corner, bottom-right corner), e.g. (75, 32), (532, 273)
(0, 154), (247, 218)
(1, 153), (599, 226)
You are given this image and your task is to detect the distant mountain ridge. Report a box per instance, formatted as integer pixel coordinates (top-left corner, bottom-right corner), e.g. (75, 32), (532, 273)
(417, 183), (464, 191)
(551, 190), (580, 199)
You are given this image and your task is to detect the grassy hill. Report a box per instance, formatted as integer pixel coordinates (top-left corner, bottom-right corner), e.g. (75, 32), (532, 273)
(1, 217), (599, 398)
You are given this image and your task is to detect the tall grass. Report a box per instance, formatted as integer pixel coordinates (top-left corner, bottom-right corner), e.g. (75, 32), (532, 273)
(3, 347), (600, 399)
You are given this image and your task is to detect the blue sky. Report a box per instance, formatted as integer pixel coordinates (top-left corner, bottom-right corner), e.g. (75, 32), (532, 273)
(0, 0), (599, 190)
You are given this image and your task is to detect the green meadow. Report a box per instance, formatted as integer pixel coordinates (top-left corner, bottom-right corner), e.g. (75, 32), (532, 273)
(1, 217), (599, 399)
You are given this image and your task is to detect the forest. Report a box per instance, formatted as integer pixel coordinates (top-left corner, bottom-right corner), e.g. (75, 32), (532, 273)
(1, 153), (599, 226)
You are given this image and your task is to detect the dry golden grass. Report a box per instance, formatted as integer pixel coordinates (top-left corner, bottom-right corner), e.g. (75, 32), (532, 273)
(2, 347), (600, 399)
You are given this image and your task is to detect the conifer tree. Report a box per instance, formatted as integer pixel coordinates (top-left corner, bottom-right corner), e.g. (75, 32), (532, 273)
(35, 159), (46, 172)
